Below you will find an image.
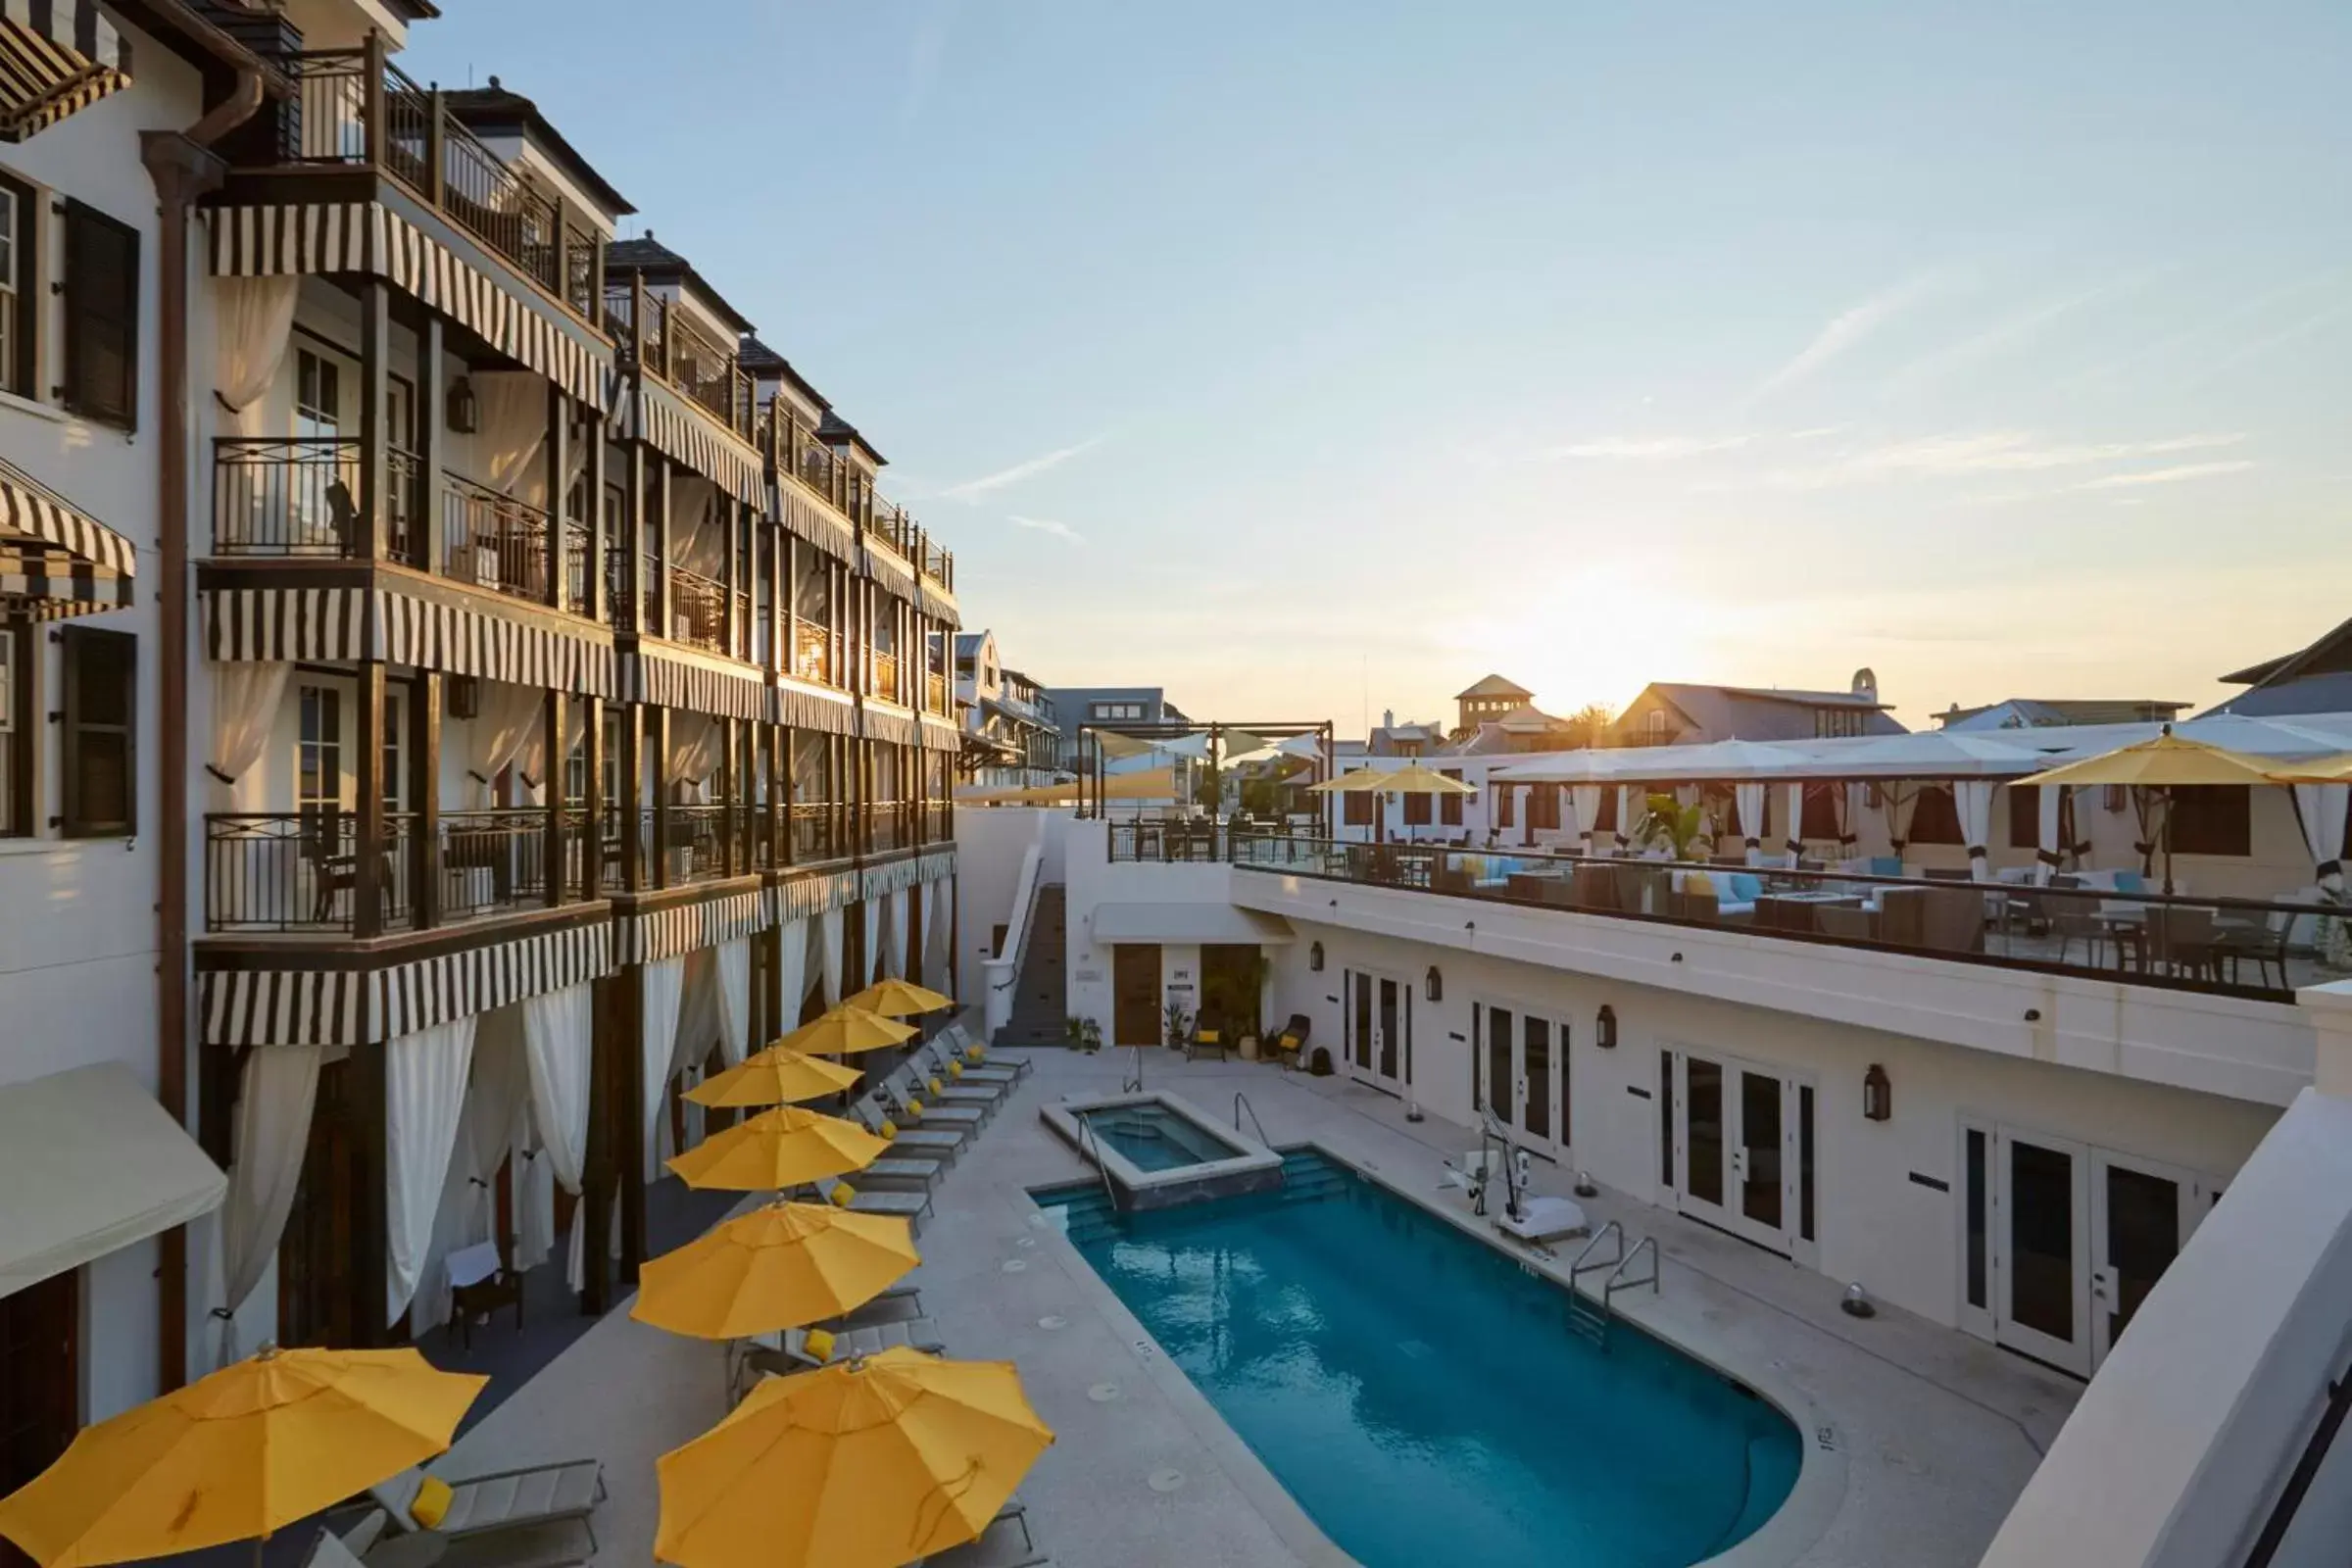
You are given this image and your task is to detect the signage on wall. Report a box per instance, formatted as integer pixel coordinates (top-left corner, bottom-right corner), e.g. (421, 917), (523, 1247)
(1074, 967), (1103, 984)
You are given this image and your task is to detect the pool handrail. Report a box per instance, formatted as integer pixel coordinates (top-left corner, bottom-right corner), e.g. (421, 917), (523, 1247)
(1234, 1092), (1271, 1148)
(1608, 1235), (1661, 1305)
(1571, 1219), (1626, 1286)
(1073, 1111), (1118, 1210)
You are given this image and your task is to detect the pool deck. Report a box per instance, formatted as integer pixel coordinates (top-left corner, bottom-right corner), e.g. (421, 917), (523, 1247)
(436, 1045), (2077, 1568)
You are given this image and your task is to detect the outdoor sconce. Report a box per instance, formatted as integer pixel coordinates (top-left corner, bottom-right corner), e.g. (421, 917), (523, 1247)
(1425, 966), (1443, 1003)
(1863, 1063), (1891, 1122)
(1596, 1004), (1618, 1051)
(448, 674), (480, 719)
(1308, 941), (1324, 972)
(447, 374), (480, 433)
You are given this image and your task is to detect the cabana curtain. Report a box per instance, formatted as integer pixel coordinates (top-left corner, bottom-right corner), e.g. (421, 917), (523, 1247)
(519, 982), (594, 1291)
(1734, 782), (1766, 864)
(2292, 783), (2349, 898)
(207, 662), (289, 807)
(817, 907), (845, 1004)
(1617, 784), (1644, 851)
(775, 918), (810, 1025)
(216, 1041), (322, 1363)
(1571, 785), (1602, 855)
(1783, 782), (1806, 867)
(213, 276), (299, 436)
(385, 1017), (478, 1326)
(715, 938), (752, 1067)
(640, 956), (686, 1181)
(1953, 781), (1996, 881)
(884, 889), (909, 979)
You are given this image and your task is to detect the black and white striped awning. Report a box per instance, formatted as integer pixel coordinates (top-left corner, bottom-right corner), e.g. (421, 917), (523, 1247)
(918, 711), (961, 755)
(623, 381), (765, 506)
(623, 643), (769, 722)
(862, 700), (917, 748)
(0, 0), (130, 142)
(860, 846), (956, 902)
(202, 583), (618, 697)
(919, 577), (958, 627)
(0, 453), (134, 619)
(777, 674), (857, 737)
(776, 482), (857, 564)
(209, 203), (612, 409)
(618, 886), (770, 967)
(770, 867), (860, 924)
(863, 539), (917, 604)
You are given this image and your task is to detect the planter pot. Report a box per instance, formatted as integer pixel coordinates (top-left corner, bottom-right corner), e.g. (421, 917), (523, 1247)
(1239, 1035), (1259, 1061)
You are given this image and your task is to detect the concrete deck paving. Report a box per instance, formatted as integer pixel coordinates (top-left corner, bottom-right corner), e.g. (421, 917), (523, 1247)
(438, 1045), (2076, 1568)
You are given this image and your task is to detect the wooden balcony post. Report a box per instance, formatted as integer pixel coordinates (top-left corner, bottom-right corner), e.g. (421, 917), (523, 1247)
(362, 30), (387, 171)
(357, 279), (390, 561)
(349, 1039), (391, 1346)
(649, 707), (671, 889)
(413, 671), (441, 929)
(768, 724), (784, 867)
(769, 519), (788, 677)
(651, 458), (671, 641)
(545, 384), (569, 609)
(354, 659), (387, 938)
(544, 689), (566, 906)
(417, 314), (445, 575)
(424, 84), (447, 207)
(581, 974), (616, 1314)
(585, 391), (607, 624)
(629, 271), (647, 367)
(614, 959), (647, 1284)
(618, 703), (645, 894)
(718, 495), (738, 659)
(581, 700), (604, 898)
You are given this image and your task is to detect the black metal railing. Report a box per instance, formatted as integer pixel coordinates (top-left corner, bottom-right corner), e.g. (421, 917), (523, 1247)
(204, 811), (417, 934)
(564, 518), (592, 615)
(791, 618), (835, 686)
(1227, 833), (2346, 1003)
(437, 808), (550, 920)
(870, 647), (901, 704)
(442, 473), (551, 602)
(212, 438), (419, 561)
(791, 802), (842, 863)
(1109, 819), (1227, 863)
(668, 564), (728, 655)
(865, 805), (908, 855)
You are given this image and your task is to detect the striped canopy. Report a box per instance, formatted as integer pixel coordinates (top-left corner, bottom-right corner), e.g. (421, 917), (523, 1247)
(0, 0), (131, 143)
(0, 454), (134, 620)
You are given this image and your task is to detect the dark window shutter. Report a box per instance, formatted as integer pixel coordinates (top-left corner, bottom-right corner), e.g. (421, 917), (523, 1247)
(61, 625), (136, 837)
(62, 201), (138, 429)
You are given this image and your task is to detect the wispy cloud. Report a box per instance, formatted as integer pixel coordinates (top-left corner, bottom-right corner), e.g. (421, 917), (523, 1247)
(1754, 271), (1955, 398)
(2073, 461), (2257, 491)
(936, 437), (1102, 502)
(1887, 286), (2107, 390)
(1762, 429), (2245, 489)
(1007, 514), (1085, 545)
(1554, 435), (1752, 461)
(2180, 301), (2352, 390)
(2057, 270), (2342, 389)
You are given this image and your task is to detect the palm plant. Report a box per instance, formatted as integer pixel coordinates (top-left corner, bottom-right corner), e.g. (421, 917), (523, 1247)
(1635, 792), (1711, 861)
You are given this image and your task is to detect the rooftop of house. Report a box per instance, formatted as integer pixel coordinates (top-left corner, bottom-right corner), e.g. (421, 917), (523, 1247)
(442, 79), (635, 218)
(733, 335), (829, 412)
(954, 632), (989, 657)
(1936, 698), (2190, 728)
(2222, 612), (2352, 688)
(1455, 673), (1535, 702)
(817, 411), (886, 467)
(604, 234), (758, 334)
(1627, 681), (1908, 742)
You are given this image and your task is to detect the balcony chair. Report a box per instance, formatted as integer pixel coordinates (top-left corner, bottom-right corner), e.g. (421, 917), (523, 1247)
(300, 810), (394, 928)
(443, 1238), (522, 1350)
(2143, 906), (2220, 983)
(1268, 1014), (1311, 1071)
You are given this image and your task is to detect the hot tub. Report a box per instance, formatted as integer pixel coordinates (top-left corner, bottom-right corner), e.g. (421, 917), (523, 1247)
(1042, 1090), (1283, 1210)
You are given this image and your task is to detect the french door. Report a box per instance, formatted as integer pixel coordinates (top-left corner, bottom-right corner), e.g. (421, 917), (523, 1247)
(1960, 1120), (2218, 1377)
(1669, 1050), (1816, 1261)
(1343, 969), (1410, 1096)
(1477, 1003), (1569, 1158)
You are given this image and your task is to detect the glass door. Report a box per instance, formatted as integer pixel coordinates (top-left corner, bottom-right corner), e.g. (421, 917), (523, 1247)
(1348, 970), (1373, 1076)
(1993, 1129), (2092, 1376)
(1672, 1051), (1806, 1255)
(1345, 970), (1409, 1096)
(1478, 1004), (1567, 1158)
(2090, 1152), (2199, 1367)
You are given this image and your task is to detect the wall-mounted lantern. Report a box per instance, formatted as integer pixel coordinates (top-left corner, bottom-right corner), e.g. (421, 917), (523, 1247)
(1595, 1004), (1618, 1051)
(447, 374), (480, 433)
(1308, 941), (1324, 973)
(1863, 1063), (1891, 1122)
(1424, 965), (1442, 1003)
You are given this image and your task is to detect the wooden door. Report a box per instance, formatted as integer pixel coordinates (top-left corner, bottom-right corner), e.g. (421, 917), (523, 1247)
(280, 1057), (358, 1348)
(0, 1270), (77, 1568)
(1111, 944), (1161, 1046)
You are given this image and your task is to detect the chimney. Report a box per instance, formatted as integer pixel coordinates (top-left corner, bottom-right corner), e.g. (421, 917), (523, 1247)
(1382, 709), (1396, 730)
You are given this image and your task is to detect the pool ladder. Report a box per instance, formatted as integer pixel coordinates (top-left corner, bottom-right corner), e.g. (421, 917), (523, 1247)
(1567, 1222), (1661, 1347)
(1073, 1113), (1118, 1210)
(1233, 1093), (1270, 1147)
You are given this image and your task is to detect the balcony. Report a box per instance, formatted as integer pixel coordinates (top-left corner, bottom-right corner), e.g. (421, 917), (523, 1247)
(870, 647), (902, 705)
(203, 808), (577, 935)
(443, 474), (554, 606)
(791, 618), (836, 686)
(1228, 832), (2344, 1004)
(597, 805), (759, 892)
(249, 44), (600, 323)
(763, 401), (955, 594)
(926, 670), (949, 715)
(792, 802), (845, 864)
(604, 283), (754, 440)
(213, 437), (421, 564)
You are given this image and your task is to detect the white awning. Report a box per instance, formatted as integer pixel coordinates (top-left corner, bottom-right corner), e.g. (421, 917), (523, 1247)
(0, 1063), (227, 1298)
(1090, 903), (1296, 946)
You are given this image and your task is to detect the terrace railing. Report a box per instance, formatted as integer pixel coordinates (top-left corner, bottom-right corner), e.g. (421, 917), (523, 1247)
(609, 278), (754, 439)
(926, 670), (949, 715)
(870, 647), (902, 704)
(437, 808), (552, 920)
(791, 801), (843, 863)
(668, 564), (729, 655)
(443, 473), (552, 603)
(204, 811), (418, 934)
(212, 438), (420, 564)
(791, 618), (835, 686)
(1109, 819), (1227, 863)
(1228, 833), (2347, 1004)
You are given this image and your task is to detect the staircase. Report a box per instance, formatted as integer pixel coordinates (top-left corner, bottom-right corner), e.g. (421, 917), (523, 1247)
(994, 884), (1068, 1048)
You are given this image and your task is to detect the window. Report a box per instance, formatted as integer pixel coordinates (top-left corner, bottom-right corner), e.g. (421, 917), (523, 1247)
(1343, 789), (1374, 827)
(2008, 784), (2042, 850)
(295, 349), (340, 437)
(1495, 784), (1513, 828)
(1908, 785), (1963, 845)
(1090, 701), (1144, 721)
(1799, 783), (1841, 842)
(1402, 791), (1431, 826)
(381, 692), (404, 814)
(0, 624), (24, 835)
(1528, 786), (1559, 831)
(2169, 786), (2251, 857)
(60, 626), (134, 836)
(1440, 769), (1463, 826)
(298, 685), (342, 814)
(1644, 709), (1668, 742)
(1813, 708), (1865, 739)
(61, 201), (137, 429)
(0, 171), (34, 398)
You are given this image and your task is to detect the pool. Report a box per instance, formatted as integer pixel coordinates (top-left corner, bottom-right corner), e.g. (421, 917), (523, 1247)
(1039, 1150), (1801, 1568)
(1081, 1102), (1239, 1171)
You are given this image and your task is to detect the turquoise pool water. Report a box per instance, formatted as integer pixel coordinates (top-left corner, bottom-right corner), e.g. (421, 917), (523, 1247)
(1079, 1102), (1240, 1172)
(1039, 1151), (1799, 1568)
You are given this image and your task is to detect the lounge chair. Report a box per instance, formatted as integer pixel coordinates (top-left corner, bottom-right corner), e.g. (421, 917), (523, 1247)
(851, 1098), (968, 1162)
(1267, 1014), (1310, 1071)
(854, 1154), (945, 1194)
(812, 1174), (933, 1232)
(917, 1497), (1037, 1564)
(368, 1456), (606, 1561)
(900, 1064), (1000, 1125)
(942, 1021), (1032, 1081)
(921, 1039), (1019, 1101)
(913, 1049), (1012, 1114)
(881, 1073), (988, 1131)
(735, 1321), (950, 1401)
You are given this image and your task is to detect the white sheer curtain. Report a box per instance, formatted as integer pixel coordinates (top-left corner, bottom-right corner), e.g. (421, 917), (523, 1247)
(1954, 781), (1996, 881)
(2036, 785), (2067, 885)
(385, 1017), (479, 1326)
(2294, 783), (2350, 898)
(215, 1041), (322, 1364)
(860, 899), (882, 991)
(214, 275), (299, 436)
(520, 983), (594, 1292)
(1842, 782), (1870, 858)
(670, 716), (721, 802)
(818, 906), (845, 1004)
(465, 680), (544, 806)
(671, 476), (720, 576)
(462, 1009), (533, 1247)
(473, 370), (548, 502)
(1617, 785), (1644, 851)
(641, 956), (687, 1181)
(1881, 783), (1920, 860)
(1734, 782), (1767, 864)
(207, 662), (290, 808)
(883, 889), (909, 979)
(1783, 782), (1807, 867)
(929, 879), (955, 989)
(715, 938), (752, 1066)
(775, 918), (810, 1026)
(1570, 785), (1602, 856)
(669, 948), (720, 1157)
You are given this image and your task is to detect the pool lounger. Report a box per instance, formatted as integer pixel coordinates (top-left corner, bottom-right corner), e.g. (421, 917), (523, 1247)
(817, 1175), (932, 1231)
(921, 1038), (1021, 1093)
(851, 1100), (969, 1161)
(880, 1077), (988, 1131)
(916, 1059), (1010, 1117)
(937, 1024), (1031, 1083)
(858, 1155), (944, 1192)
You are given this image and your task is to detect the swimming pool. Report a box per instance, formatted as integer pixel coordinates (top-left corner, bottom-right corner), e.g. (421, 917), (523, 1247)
(1039, 1150), (1800, 1568)
(1079, 1102), (1241, 1172)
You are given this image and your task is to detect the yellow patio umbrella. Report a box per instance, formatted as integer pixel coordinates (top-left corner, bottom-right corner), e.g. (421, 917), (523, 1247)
(844, 977), (956, 1017)
(632, 1200), (920, 1341)
(2019, 726), (2286, 892)
(1309, 763), (1476, 797)
(666, 1103), (888, 1191)
(2266, 753), (2352, 783)
(0, 1346), (485, 1568)
(775, 1004), (917, 1057)
(687, 1045), (862, 1109)
(655, 1347), (1054, 1568)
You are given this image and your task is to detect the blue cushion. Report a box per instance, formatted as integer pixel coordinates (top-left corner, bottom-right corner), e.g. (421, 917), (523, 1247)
(2115, 871), (2144, 894)
(1728, 873), (1763, 903)
(1870, 857), (1903, 876)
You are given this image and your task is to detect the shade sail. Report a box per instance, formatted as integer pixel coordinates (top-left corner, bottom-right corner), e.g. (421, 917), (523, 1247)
(1310, 764), (1475, 796)
(0, 0), (132, 144)
(956, 766), (1177, 806)
(1090, 903), (1295, 945)
(0, 454), (136, 620)
(0, 1063), (226, 1298)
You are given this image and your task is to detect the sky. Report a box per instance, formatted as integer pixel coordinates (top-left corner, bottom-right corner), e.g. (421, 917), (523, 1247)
(408, 1), (2352, 736)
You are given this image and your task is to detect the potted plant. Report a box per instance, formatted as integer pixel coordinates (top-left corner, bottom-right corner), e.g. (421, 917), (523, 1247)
(1635, 793), (1711, 861)
(1062, 1015), (1088, 1054)
(1080, 1017), (1103, 1054)
(1161, 1001), (1194, 1052)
